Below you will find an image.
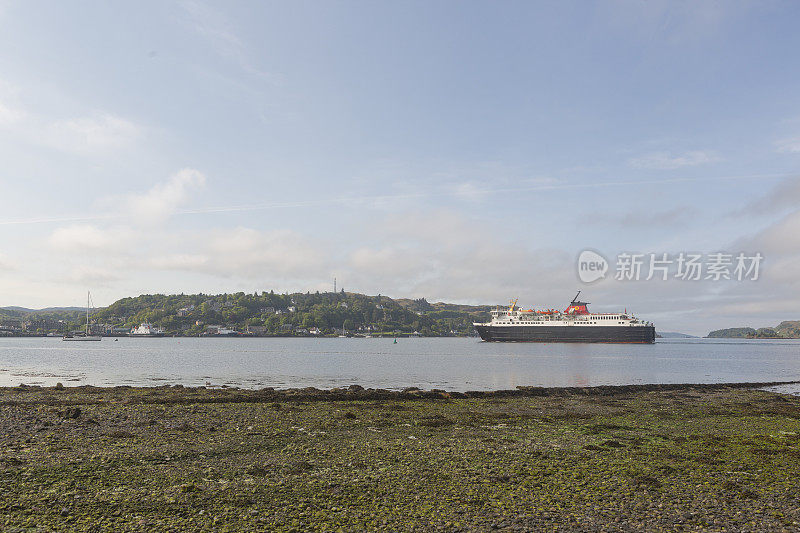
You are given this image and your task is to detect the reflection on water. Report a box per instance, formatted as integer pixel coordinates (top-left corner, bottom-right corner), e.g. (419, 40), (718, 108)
(0, 337), (798, 392)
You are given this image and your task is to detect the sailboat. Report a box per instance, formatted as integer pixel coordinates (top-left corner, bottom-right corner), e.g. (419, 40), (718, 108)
(62, 292), (102, 341)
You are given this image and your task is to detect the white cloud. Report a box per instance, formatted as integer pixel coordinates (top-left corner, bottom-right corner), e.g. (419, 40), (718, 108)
(776, 137), (800, 154)
(0, 94), (141, 156)
(452, 182), (487, 202)
(628, 151), (721, 169)
(148, 254), (210, 270)
(740, 210), (800, 255)
(64, 265), (122, 284)
(0, 253), (15, 271)
(341, 209), (573, 303)
(350, 246), (432, 283)
(48, 224), (121, 251)
(0, 101), (25, 126)
(204, 227), (327, 278)
(43, 113), (140, 155)
(126, 168), (206, 224)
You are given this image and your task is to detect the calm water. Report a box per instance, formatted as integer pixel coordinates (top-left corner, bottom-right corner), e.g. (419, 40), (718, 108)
(0, 337), (799, 392)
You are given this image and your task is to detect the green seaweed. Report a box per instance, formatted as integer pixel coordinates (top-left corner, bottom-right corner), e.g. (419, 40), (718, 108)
(0, 385), (799, 531)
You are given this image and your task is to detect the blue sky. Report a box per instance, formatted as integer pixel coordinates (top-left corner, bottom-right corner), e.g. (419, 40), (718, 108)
(0, 1), (799, 334)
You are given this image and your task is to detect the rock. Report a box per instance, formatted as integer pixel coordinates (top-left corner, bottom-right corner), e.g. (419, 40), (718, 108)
(348, 385), (365, 392)
(54, 382), (65, 390)
(61, 407), (81, 419)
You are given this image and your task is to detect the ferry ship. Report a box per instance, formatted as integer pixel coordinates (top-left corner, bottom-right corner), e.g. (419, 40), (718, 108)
(129, 323), (165, 337)
(473, 292), (655, 343)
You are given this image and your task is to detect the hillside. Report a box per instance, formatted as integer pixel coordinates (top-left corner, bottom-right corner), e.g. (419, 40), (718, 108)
(707, 327), (757, 338)
(88, 292), (492, 337)
(707, 321), (800, 339)
(656, 331), (698, 339)
(0, 306), (86, 335)
(775, 321), (800, 338)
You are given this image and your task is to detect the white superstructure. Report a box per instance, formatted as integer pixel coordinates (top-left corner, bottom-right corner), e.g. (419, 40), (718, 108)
(130, 323), (165, 336)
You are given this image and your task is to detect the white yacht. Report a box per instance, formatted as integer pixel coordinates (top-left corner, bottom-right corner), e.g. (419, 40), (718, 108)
(63, 292), (102, 341)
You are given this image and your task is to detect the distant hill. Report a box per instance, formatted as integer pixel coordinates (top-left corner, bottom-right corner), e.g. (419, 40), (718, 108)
(87, 292), (492, 337)
(0, 305), (86, 316)
(656, 331), (698, 338)
(707, 321), (800, 339)
(775, 321), (800, 337)
(1, 306), (86, 314)
(0, 306), (87, 335)
(707, 327), (757, 338)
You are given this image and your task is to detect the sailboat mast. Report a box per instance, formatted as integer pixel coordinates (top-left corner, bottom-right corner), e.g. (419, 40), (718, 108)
(86, 291), (90, 335)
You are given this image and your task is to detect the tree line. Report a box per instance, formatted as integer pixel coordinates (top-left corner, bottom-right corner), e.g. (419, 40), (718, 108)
(88, 291), (492, 336)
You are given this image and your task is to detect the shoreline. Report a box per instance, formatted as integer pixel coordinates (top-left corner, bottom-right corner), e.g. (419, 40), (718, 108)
(2, 380), (798, 405)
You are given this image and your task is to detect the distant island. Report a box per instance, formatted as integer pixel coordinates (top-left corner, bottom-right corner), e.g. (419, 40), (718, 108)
(656, 331), (698, 339)
(707, 321), (800, 339)
(1, 291), (492, 337)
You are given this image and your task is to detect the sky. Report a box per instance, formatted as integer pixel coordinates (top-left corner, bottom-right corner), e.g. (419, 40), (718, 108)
(0, 1), (799, 335)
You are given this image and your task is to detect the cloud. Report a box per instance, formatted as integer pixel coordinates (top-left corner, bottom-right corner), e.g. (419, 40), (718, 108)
(739, 210), (800, 255)
(350, 246), (432, 283)
(342, 209), (573, 303)
(736, 175), (800, 216)
(0, 95), (141, 156)
(0, 253), (16, 271)
(0, 101), (25, 126)
(138, 227), (329, 281)
(180, 0), (279, 84)
(43, 113), (140, 155)
(148, 254), (210, 271)
(452, 182), (486, 202)
(48, 224), (123, 251)
(628, 151), (721, 169)
(126, 168), (206, 224)
(204, 227), (327, 278)
(776, 137), (800, 154)
(64, 266), (122, 284)
(614, 206), (698, 227)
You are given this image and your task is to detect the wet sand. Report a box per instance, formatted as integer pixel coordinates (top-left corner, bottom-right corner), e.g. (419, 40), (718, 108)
(1, 382), (799, 531)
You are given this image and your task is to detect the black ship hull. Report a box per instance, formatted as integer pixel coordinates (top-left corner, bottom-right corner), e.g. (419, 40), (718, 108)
(474, 325), (656, 343)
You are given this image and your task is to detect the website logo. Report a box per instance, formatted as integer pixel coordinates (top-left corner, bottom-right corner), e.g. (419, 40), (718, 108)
(576, 250), (763, 282)
(577, 250), (609, 283)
